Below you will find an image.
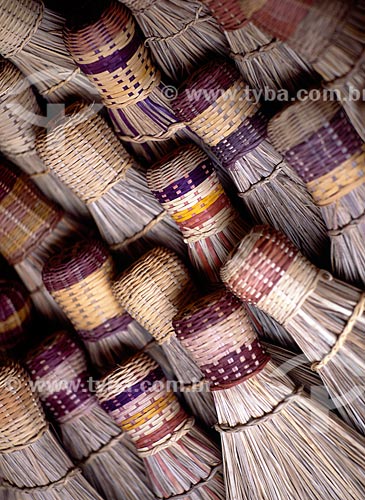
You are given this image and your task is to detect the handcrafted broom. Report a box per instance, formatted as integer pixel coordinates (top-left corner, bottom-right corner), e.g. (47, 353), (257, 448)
(113, 246), (217, 427)
(0, 161), (89, 322)
(0, 0), (97, 102)
(202, 0), (317, 94)
(64, 1), (187, 163)
(240, 0), (365, 141)
(36, 101), (185, 257)
(119, 0), (228, 82)
(174, 288), (365, 500)
(172, 59), (330, 266)
(42, 238), (171, 376)
(221, 224), (365, 435)
(25, 330), (154, 500)
(0, 58), (89, 219)
(0, 359), (104, 499)
(0, 280), (33, 357)
(97, 352), (225, 499)
(268, 96), (365, 287)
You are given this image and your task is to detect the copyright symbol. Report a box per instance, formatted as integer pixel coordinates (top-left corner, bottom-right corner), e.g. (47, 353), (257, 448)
(6, 377), (21, 392)
(162, 85), (178, 101)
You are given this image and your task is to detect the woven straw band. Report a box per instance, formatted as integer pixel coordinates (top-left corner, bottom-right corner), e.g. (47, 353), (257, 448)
(174, 289), (270, 389)
(0, 164), (63, 265)
(43, 240), (127, 332)
(172, 60), (262, 150)
(113, 247), (197, 344)
(2, 466), (82, 493)
(97, 353), (191, 453)
(221, 225), (326, 326)
(202, 0), (247, 30)
(0, 0), (44, 58)
(0, 280), (31, 351)
(26, 331), (97, 423)
(36, 102), (134, 204)
(64, 1), (160, 108)
(0, 360), (46, 452)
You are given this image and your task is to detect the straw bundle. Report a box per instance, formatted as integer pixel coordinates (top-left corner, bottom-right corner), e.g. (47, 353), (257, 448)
(0, 161), (87, 322)
(97, 352), (225, 499)
(0, 359), (104, 499)
(25, 330), (154, 500)
(120, 0), (227, 82)
(241, 0), (365, 141)
(147, 144), (248, 282)
(222, 224), (365, 435)
(0, 0), (97, 102)
(0, 58), (89, 219)
(172, 59), (330, 265)
(36, 102), (185, 257)
(64, 1), (186, 163)
(113, 246), (217, 427)
(202, 0), (316, 93)
(173, 288), (365, 500)
(42, 238), (170, 375)
(0, 280), (32, 356)
(268, 97), (365, 287)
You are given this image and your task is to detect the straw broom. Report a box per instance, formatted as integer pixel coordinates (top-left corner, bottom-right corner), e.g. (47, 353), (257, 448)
(241, 0), (365, 141)
(64, 1), (187, 163)
(0, 0), (98, 102)
(268, 96), (365, 287)
(97, 352), (225, 499)
(0, 358), (105, 499)
(202, 0), (317, 94)
(42, 238), (172, 377)
(25, 330), (154, 500)
(221, 224), (365, 436)
(0, 280), (33, 357)
(119, 0), (228, 82)
(113, 246), (217, 427)
(36, 101), (185, 257)
(0, 161), (89, 322)
(172, 59), (330, 266)
(173, 288), (365, 500)
(0, 58), (89, 219)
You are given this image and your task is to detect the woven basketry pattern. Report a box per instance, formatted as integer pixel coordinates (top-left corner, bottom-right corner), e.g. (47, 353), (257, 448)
(202, 0), (247, 31)
(0, 162), (63, 265)
(0, 280), (31, 351)
(97, 352), (189, 452)
(64, 1), (160, 108)
(113, 247), (197, 344)
(173, 289), (270, 389)
(0, 359), (46, 452)
(26, 331), (96, 423)
(36, 102), (134, 204)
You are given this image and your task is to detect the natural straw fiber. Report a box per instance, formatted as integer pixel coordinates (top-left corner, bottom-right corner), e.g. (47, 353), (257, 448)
(241, 0), (365, 141)
(113, 246), (217, 427)
(25, 330), (154, 500)
(120, 0), (228, 82)
(0, 160), (87, 322)
(222, 224), (365, 435)
(42, 238), (170, 375)
(172, 59), (330, 265)
(0, 57), (89, 219)
(36, 101), (185, 257)
(0, 280), (32, 355)
(268, 96), (365, 287)
(64, 1), (186, 163)
(0, 359), (104, 499)
(174, 288), (365, 500)
(97, 352), (225, 499)
(147, 144), (248, 282)
(202, 0), (317, 94)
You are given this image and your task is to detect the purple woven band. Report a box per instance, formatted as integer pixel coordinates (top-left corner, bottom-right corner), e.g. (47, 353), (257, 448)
(285, 109), (363, 183)
(0, 280), (28, 321)
(0, 163), (17, 202)
(26, 334), (77, 378)
(78, 313), (134, 343)
(101, 367), (164, 412)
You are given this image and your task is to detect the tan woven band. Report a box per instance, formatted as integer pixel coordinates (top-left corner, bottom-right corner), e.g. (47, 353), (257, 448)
(138, 417), (194, 457)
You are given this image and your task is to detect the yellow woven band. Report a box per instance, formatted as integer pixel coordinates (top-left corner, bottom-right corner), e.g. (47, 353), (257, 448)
(172, 186), (225, 223)
(121, 392), (175, 431)
(0, 301), (31, 335)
